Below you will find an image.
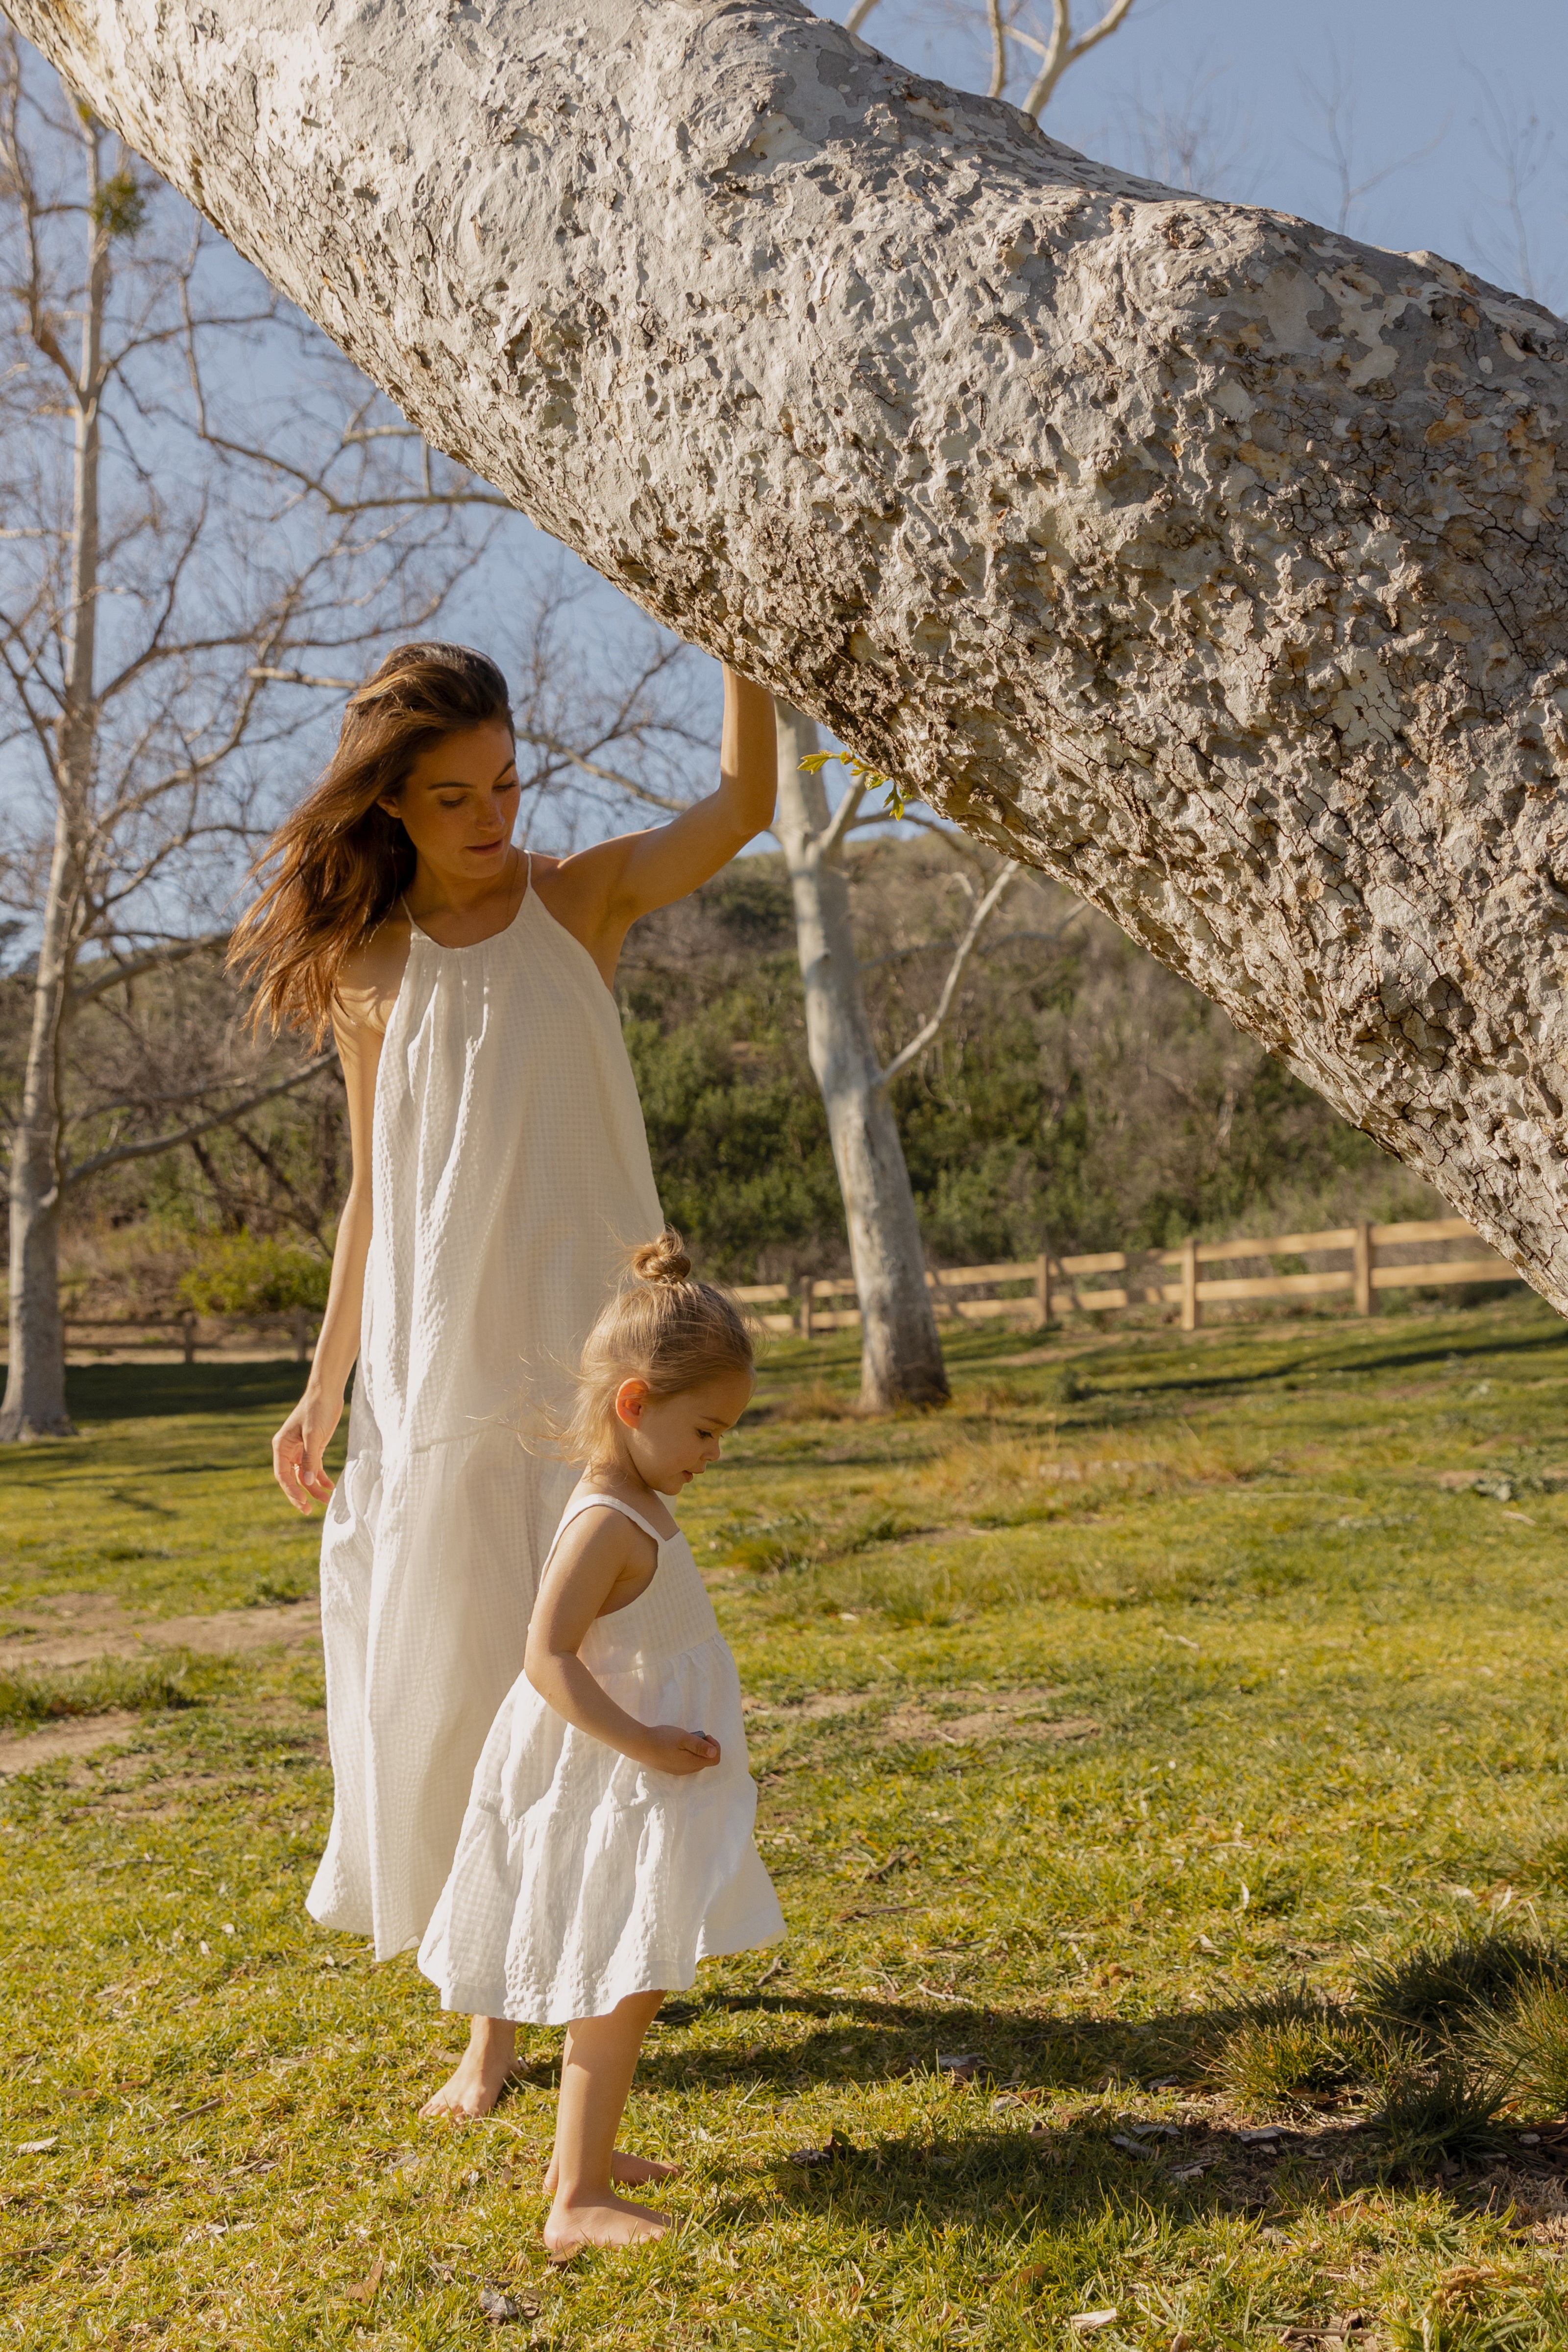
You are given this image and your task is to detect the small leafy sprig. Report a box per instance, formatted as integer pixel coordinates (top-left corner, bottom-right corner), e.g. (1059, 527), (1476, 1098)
(798, 748), (914, 822)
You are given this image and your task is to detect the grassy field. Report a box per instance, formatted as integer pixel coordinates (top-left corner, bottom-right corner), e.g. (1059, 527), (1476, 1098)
(6, 1298), (1568, 2349)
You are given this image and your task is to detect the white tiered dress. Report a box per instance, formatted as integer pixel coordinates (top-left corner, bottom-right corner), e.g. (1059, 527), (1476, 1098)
(307, 864), (664, 1960)
(417, 1493), (784, 2025)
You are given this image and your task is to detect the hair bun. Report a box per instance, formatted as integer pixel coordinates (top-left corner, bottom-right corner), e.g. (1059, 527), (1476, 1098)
(632, 1229), (693, 1287)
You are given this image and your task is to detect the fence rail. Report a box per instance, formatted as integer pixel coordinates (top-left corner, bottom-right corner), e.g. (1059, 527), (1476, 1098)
(734, 1216), (1524, 1339)
(60, 1307), (318, 1362)
(45, 1218), (1525, 1363)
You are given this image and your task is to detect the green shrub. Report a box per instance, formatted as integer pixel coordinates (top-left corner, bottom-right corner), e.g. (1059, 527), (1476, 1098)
(178, 1229), (330, 1315)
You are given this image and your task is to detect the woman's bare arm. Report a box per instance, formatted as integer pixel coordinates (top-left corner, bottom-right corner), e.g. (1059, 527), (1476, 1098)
(534, 668), (776, 985)
(270, 983), (392, 1512)
(526, 1510), (720, 1776)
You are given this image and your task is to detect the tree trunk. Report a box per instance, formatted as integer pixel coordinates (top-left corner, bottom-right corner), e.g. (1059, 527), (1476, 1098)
(13, 0), (1568, 1304)
(1, 122), (108, 1442)
(774, 702), (949, 1410)
(1, 799), (76, 1440)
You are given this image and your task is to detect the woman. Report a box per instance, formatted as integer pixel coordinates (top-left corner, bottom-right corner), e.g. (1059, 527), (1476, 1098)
(233, 642), (775, 2117)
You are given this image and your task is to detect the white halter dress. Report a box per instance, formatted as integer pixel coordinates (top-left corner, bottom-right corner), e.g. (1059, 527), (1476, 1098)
(307, 863), (663, 1959)
(417, 1491), (784, 2025)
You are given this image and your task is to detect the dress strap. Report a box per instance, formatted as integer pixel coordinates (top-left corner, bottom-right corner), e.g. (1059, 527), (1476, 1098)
(552, 1492), (669, 1551)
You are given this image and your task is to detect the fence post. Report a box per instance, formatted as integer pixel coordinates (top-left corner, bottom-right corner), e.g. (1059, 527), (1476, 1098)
(1180, 1235), (1200, 1334)
(1035, 1239), (1052, 1329)
(1353, 1219), (1376, 1317)
(180, 1310), (197, 1365)
(798, 1272), (815, 1341)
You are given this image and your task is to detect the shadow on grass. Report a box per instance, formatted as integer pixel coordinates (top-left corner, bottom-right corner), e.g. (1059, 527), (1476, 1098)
(622, 1986), (1563, 2253)
(65, 1359), (319, 1423)
(1102, 1320), (1568, 1409)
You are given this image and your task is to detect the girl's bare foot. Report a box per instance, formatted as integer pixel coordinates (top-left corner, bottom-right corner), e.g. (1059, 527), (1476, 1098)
(543, 2151), (682, 2193)
(544, 2191), (669, 2253)
(419, 2015), (517, 2119)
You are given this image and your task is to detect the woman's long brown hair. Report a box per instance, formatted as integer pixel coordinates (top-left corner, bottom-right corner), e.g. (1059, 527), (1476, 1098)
(229, 642), (514, 1040)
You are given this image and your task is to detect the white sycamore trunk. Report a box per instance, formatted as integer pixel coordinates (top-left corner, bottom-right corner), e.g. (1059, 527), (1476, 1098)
(773, 703), (948, 1409)
(14, 0), (1568, 1303)
(1, 141), (109, 1442)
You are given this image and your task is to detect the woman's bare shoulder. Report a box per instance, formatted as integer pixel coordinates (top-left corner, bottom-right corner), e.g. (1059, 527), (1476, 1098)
(334, 911), (412, 1036)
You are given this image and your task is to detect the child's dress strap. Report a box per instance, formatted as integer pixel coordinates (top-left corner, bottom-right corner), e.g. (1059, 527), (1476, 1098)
(548, 1493), (667, 1559)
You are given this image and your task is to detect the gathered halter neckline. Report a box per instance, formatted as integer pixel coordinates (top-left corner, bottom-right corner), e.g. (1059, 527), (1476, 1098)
(400, 848), (532, 950)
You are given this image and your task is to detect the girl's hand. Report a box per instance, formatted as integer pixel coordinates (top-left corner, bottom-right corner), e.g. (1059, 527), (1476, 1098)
(641, 1725), (721, 1775)
(272, 1387), (342, 1514)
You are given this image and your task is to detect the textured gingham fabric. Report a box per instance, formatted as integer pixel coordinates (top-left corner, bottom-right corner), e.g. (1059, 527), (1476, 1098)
(418, 1493), (784, 2024)
(306, 875), (663, 1959)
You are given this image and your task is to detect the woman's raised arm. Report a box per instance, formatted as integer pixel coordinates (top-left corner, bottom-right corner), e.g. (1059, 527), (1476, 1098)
(536, 668), (777, 984)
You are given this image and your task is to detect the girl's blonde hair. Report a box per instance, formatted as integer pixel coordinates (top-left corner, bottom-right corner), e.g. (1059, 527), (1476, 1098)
(565, 1231), (754, 1467)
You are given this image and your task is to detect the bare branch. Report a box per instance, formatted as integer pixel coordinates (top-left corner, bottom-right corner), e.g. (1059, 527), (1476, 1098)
(1022, 0), (1138, 122)
(858, 897), (1083, 974)
(514, 728), (691, 817)
(63, 1050), (337, 1187)
(816, 774), (869, 865)
(878, 863), (1020, 1085)
(67, 928), (227, 1007)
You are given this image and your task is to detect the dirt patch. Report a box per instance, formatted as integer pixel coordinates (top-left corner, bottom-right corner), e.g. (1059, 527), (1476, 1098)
(0, 1711), (147, 1775)
(880, 1688), (1099, 1748)
(745, 1684), (1100, 1747)
(745, 1693), (871, 1721)
(0, 1596), (320, 1672)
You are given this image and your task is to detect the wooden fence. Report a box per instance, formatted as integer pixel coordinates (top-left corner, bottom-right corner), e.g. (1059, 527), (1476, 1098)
(47, 1219), (1522, 1362)
(733, 1217), (1524, 1339)
(61, 1307), (318, 1362)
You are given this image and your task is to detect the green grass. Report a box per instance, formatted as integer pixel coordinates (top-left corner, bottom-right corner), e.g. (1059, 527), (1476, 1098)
(8, 1299), (1568, 2346)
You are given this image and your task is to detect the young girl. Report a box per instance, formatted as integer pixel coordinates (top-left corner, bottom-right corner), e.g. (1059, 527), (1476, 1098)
(417, 1233), (784, 2252)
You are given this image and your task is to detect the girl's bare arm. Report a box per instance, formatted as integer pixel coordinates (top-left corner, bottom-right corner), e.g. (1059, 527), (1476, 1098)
(526, 1511), (720, 1776)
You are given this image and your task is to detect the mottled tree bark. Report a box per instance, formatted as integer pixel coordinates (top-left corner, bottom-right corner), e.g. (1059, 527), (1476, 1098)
(12, 0), (1568, 1301)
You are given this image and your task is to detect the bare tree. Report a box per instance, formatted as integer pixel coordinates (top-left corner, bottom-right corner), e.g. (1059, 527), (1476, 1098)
(847, 0), (1136, 120)
(1294, 38), (1448, 238)
(1115, 56), (1257, 199)
(774, 707), (1024, 1406)
(1463, 67), (1564, 315)
(0, 44), (491, 1439)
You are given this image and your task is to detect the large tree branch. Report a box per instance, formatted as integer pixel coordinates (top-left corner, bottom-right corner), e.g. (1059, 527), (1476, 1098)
(16, 0), (1568, 1306)
(62, 1049), (336, 1188)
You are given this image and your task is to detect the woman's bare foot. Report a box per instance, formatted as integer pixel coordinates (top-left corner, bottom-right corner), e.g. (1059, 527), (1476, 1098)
(419, 2015), (517, 2119)
(543, 2151), (682, 2193)
(543, 2191), (669, 2254)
